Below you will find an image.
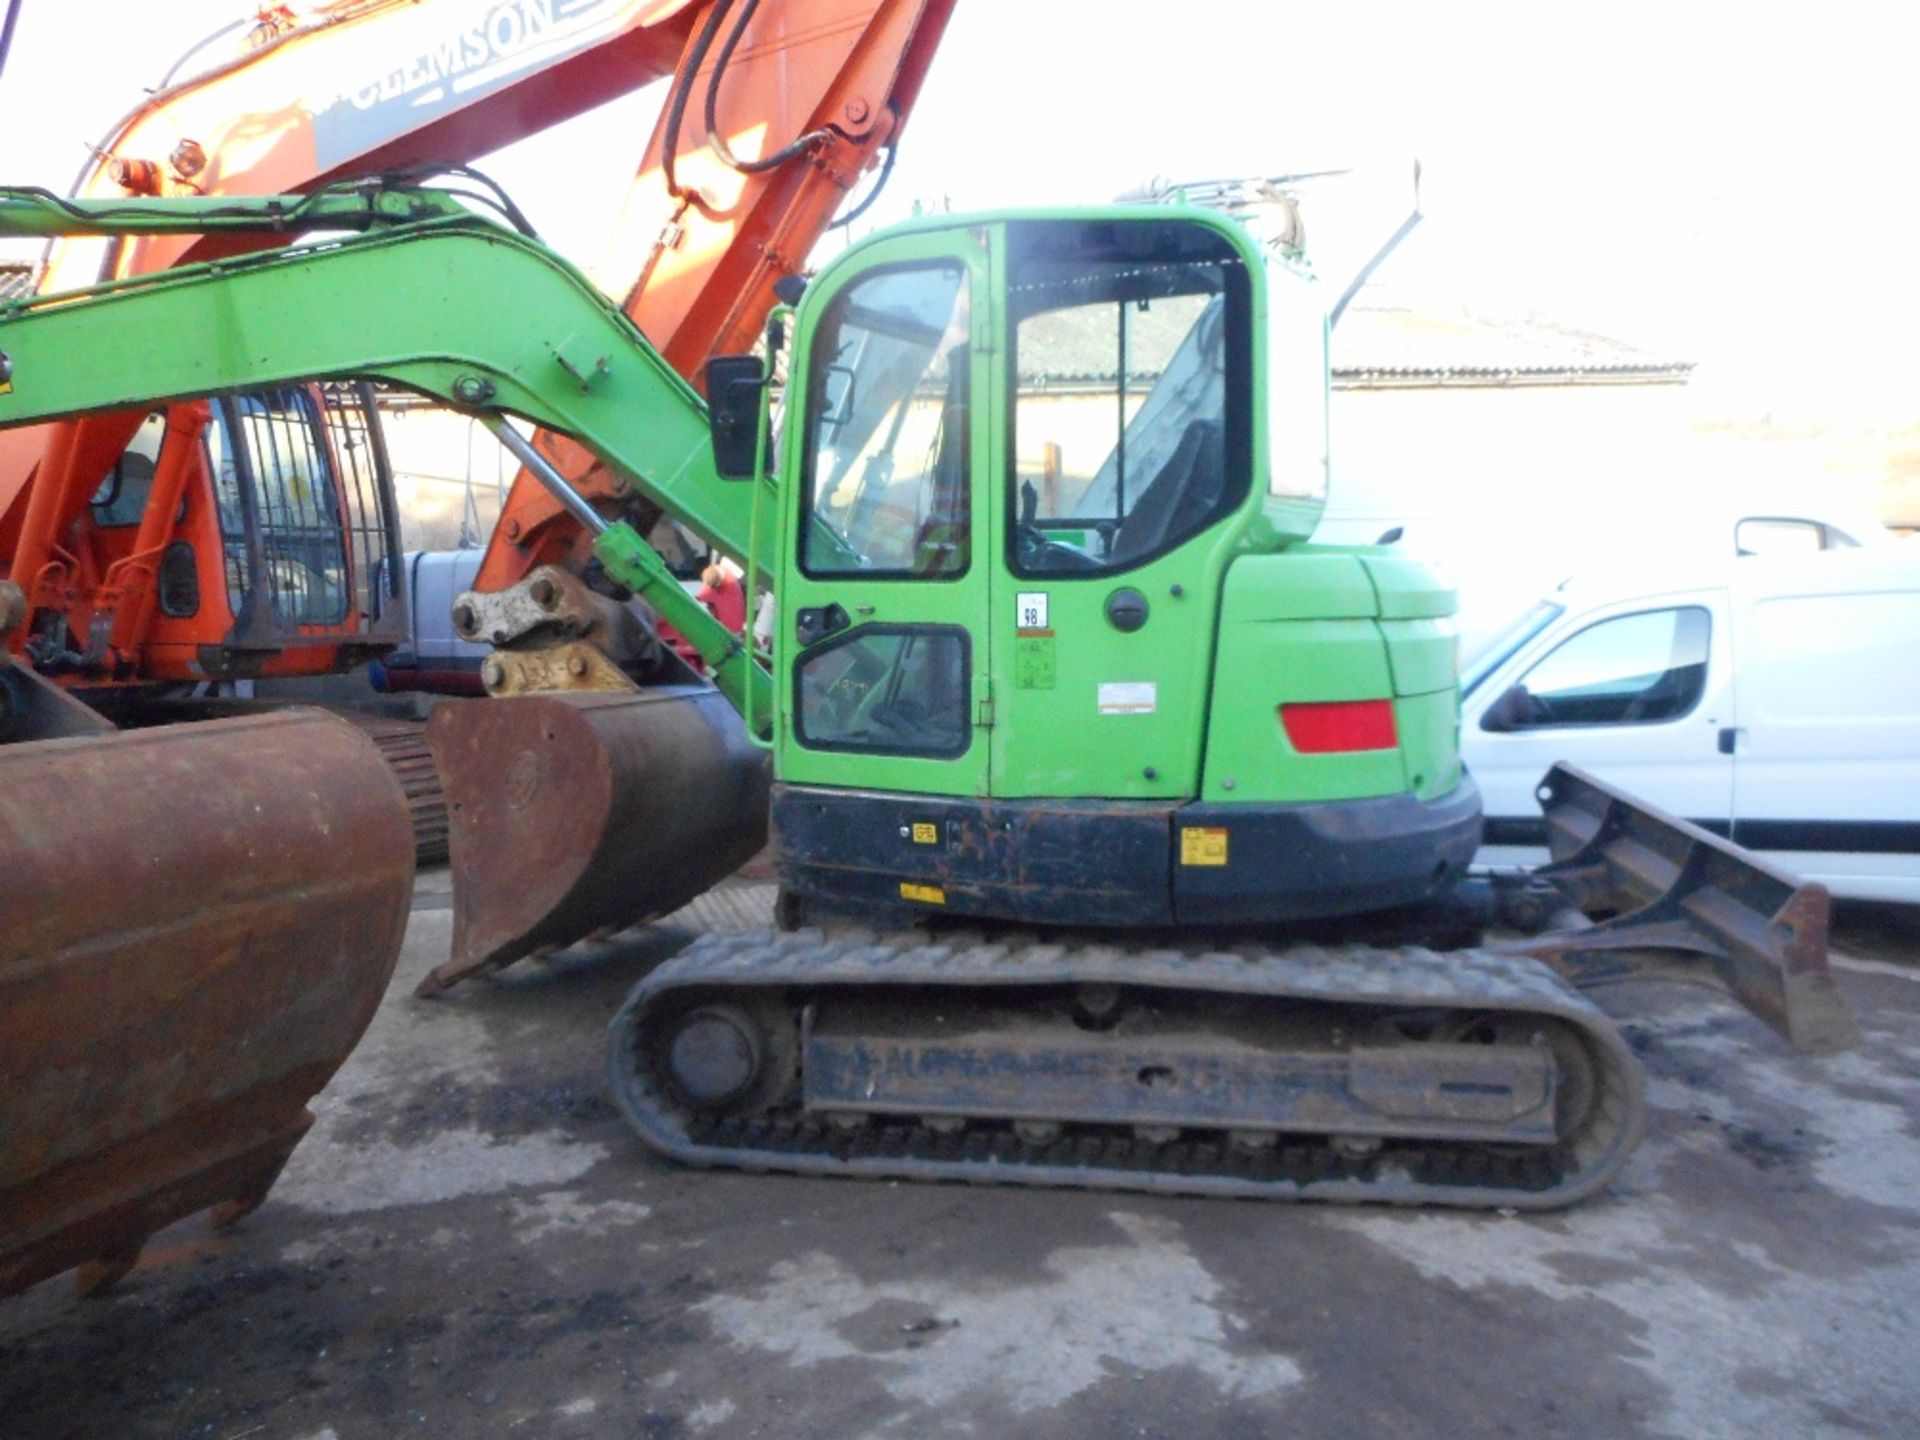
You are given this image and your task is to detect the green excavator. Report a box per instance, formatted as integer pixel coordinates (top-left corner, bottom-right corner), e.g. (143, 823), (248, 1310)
(0, 182), (1854, 1264)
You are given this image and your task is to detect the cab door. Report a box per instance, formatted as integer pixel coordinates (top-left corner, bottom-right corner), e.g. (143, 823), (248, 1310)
(775, 231), (993, 798)
(987, 217), (1258, 800)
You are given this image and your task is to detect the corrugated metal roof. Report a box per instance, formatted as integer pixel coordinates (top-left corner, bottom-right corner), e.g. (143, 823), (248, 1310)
(1332, 300), (1693, 388)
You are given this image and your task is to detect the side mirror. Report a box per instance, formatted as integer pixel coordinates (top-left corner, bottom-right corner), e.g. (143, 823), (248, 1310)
(705, 354), (767, 480)
(1479, 682), (1535, 733)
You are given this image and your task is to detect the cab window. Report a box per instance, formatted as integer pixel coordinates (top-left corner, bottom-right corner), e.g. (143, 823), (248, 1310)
(794, 626), (970, 757)
(91, 411), (168, 527)
(801, 263), (971, 579)
(1008, 220), (1250, 576)
(1497, 606), (1710, 728)
(206, 388), (351, 625)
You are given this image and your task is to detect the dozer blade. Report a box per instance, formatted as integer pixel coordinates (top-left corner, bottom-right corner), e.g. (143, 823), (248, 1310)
(1493, 763), (1858, 1054)
(1, 710), (413, 1297)
(420, 687), (768, 995)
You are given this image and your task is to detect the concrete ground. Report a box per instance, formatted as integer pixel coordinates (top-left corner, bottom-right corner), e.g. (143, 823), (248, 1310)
(4, 880), (1918, 1440)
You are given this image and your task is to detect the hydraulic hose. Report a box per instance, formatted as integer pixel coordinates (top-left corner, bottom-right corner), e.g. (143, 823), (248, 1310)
(702, 0), (834, 174)
(830, 132), (898, 230)
(661, 0), (737, 203)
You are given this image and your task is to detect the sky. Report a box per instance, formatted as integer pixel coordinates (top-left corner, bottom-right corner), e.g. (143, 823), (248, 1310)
(1, 0), (1916, 424)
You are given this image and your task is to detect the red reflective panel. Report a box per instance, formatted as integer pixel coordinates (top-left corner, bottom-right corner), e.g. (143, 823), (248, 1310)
(1280, 699), (1398, 753)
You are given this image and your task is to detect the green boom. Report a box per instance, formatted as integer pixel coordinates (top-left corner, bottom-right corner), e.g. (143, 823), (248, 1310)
(0, 190), (770, 721)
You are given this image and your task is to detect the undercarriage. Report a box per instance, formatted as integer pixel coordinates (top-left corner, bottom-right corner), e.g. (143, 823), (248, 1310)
(610, 928), (1643, 1209)
(604, 765), (1856, 1210)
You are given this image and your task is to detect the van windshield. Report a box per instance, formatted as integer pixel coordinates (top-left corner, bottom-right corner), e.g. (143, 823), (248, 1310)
(1463, 599), (1563, 697)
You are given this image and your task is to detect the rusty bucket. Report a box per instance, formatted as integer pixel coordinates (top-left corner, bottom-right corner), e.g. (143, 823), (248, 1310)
(421, 687), (769, 995)
(0, 710), (413, 1296)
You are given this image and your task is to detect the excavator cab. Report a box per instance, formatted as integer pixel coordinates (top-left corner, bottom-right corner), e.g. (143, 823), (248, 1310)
(767, 210), (1478, 926)
(48, 381), (406, 695)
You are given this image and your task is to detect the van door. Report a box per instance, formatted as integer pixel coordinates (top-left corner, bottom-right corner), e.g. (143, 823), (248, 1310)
(1464, 591), (1734, 858)
(1729, 574), (1920, 901)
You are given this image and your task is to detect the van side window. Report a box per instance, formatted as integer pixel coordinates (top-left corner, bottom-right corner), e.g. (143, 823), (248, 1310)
(1502, 606), (1710, 728)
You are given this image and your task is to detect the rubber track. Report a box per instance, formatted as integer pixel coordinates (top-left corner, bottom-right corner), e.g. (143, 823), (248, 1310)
(607, 927), (1647, 1210)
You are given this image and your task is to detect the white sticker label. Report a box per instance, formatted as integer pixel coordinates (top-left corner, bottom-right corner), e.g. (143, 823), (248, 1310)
(1098, 681), (1157, 715)
(1015, 591), (1049, 631)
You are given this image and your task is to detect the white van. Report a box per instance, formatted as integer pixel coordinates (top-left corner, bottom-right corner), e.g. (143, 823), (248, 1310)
(1460, 543), (1920, 902)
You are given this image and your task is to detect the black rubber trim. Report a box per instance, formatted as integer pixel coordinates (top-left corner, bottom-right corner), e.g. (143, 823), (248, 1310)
(772, 785), (1176, 926)
(1483, 813), (1917, 855)
(1734, 818), (1920, 855)
(1173, 778), (1483, 924)
(774, 780), (1487, 929)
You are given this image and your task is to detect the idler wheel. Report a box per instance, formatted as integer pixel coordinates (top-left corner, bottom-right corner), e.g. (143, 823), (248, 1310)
(667, 1007), (763, 1107)
(641, 999), (795, 1117)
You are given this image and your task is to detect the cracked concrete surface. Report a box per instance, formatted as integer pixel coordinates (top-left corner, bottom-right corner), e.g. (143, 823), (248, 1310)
(695, 1210), (1303, 1413)
(1, 885), (1915, 1439)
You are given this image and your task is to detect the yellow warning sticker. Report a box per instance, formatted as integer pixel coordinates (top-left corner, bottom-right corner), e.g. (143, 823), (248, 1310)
(1179, 826), (1230, 867)
(0, 380), (11, 396)
(900, 881), (947, 905)
(910, 822), (939, 845)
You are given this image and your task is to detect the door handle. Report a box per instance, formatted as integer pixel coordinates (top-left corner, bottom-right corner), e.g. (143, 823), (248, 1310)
(1717, 726), (1738, 755)
(794, 603), (851, 648)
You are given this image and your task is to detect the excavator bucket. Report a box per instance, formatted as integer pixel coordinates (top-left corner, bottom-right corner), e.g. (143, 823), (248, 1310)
(419, 688), (769, 995)
(1495, 763), (1859, 1055)
(0, 709), (413, 1296)
(126, 695), (453, 867)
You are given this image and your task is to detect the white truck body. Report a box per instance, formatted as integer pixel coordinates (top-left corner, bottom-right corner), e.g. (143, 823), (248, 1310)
(1462, 543), (1920, 903)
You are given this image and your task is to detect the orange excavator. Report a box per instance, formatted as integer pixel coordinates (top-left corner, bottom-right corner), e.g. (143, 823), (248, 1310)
(1, 0), (954, 1296)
